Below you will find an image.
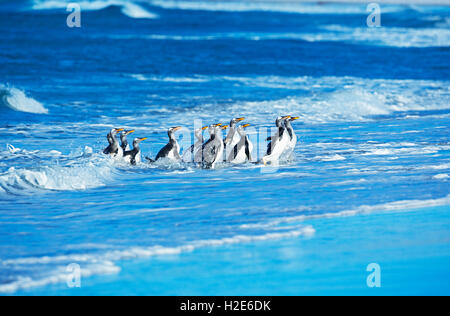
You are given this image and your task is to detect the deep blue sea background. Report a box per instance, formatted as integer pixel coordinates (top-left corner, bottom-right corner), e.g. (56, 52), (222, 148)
(0, 0), (449, 295)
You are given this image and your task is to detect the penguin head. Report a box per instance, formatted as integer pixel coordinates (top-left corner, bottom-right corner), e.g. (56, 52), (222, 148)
(120, 130), (135, 140)
(276, 116), (291, 127)
(237, 123), (250, 136)
(133, 137), (147, 147)
(195, 126), (209, 135)
(168, 126), (182, 136)
(230, 117), (245, 127)
(169, 126), (182, 133)
(218, 124), (228, 133)
(111, 128), (124, 135)
(208, 123), (221, 135)
(123, 130), (135, 136)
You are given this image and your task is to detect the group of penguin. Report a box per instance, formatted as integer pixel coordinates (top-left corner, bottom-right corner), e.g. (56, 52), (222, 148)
(103, 115), (299, 169)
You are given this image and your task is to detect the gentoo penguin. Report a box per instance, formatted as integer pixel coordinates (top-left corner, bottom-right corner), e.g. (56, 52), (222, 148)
(153, 126), (183, 162)
(261, 116), (291, 165)
(202, 124), (228, 169)
(123, 137), (147, 165)
(104, 128), (120, 153)
(224, 117), (245, 160)
(284, 116), (300, 156)
(182, 126), (208, 163)
(120, 130), (135, 152)
(103, 128), (124, 159)
(194, 123), (221, 163)
(227, 123), (252, 164)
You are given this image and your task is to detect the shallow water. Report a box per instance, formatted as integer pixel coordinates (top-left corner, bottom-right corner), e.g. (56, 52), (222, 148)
(0, 0), (449, 295)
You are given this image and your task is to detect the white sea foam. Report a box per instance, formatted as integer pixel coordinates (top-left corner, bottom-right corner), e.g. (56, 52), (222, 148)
(0, 262), (120, 293)
(128, 75), (449, 124)
(30, 1), (449, 47)
(31, 0), (158, 19)
(328, 179), (368, 186)
(0, 85), (48, 114)
(232, 86), (447, 124)
(0, 152), (114, 195)
(120, 2), (157, 18)
(1, 144), (63, 162)
(240, 195), (450, 229)
(149, 0), (405, 14)
(129, 74), (209, 83)
(433, 173), (449, 179)
(307, 142), (450, 166)
(315, 154), (346, 161)
(299, 24), (450, 48)
(4, 193), (436, 294)
(108, 27), (450, 48)
(0, 226), (314, 293)
(418, 163), (450, 170)
(361, 145), (450, 156)
(6, 144), (21, 154)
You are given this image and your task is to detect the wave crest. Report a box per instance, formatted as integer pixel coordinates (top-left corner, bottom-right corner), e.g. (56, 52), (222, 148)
(0, 226), (314, 293)
(149, 0), (404, 14)
(0, 149), (114, 195)
(0, 85), (48, 114)
(31, 0), (158, 19)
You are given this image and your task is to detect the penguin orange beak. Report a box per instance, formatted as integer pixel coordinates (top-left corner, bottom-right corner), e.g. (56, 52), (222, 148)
(221, 125), (229, 130)
(281, 116), (291, 120)
(172, 126), (182, 132)
(116, 128), (124, 132)
(202, 126), (209, 130)
(139, 137), (147, 142)
(235, 117), (245, 122)
(290, 117), (300, 120)
(242, 123), (251, 128)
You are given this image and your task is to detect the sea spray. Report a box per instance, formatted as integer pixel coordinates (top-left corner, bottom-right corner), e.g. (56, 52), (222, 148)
(0, 85), (48, 114)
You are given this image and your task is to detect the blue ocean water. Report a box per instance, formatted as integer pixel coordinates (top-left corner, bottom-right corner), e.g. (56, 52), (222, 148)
(0, 0), (449, 295)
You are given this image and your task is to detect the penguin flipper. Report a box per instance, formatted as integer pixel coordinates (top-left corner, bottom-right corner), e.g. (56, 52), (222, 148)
(245, 139), (251, 161)
(155, 143), (174, 161)
(266, 141), (273, 155)
(145, 157), (155, 163)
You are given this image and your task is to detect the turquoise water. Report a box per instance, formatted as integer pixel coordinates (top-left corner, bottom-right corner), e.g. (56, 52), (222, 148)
(0, 0), (449, 295)
(15, 204), (450, 295)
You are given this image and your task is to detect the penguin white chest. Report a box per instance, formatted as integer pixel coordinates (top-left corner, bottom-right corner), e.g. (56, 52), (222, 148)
(230, 139), (252, 164)
(135, 153), (141, 164)
(289, 133), (297, 149)
(167, 143), (180, 161)
(211, 143), (224, 168)
(112, 147), (123, 159)
(232, 147), (246, 164)
(274, 136), (288, 157)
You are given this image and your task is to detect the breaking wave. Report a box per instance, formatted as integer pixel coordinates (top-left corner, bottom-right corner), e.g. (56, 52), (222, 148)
(31, 0), (158, 19)
(0, 148), (114, 195)
(0, 85), (48, 114)
(0, 226), (315, 293)
(103, 26), (450, 48)
(3, 193), (449, 293)
(240, 194), (450, 229)
(148, 0), (406, 14)
(305, 24), (450, 48)
(129, 75), (450, 124)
